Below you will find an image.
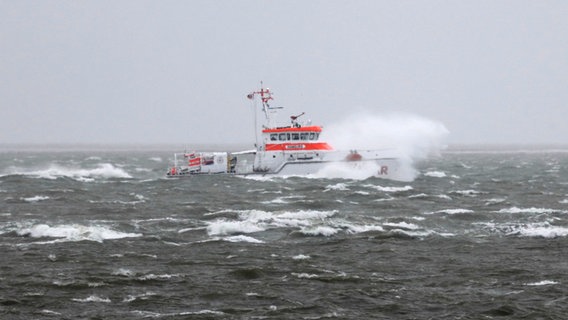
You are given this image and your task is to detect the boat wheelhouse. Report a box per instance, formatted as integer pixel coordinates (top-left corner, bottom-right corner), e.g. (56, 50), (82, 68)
(262, 125), (331, 152)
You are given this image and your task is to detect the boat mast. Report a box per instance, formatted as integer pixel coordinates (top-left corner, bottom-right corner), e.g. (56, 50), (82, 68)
(247, 82), (276, 150)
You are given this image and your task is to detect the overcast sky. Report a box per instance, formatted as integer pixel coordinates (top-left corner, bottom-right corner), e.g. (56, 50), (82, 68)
(1, 1), (567, 146)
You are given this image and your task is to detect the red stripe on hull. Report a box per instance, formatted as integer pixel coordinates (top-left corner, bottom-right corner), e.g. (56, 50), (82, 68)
(265, 142), (333, 151)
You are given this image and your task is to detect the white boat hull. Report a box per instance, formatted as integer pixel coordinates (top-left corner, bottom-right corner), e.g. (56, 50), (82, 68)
(168, 149), (402, 180)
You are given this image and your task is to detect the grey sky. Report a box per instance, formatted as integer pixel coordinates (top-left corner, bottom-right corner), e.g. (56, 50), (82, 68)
(1, 1), (567, 146)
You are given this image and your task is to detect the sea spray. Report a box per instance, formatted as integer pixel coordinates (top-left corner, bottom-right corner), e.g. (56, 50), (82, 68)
(319, 112), (449, 181)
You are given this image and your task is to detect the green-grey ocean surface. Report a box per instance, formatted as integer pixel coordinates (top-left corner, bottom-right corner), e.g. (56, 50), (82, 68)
(1, 146), (567, 319)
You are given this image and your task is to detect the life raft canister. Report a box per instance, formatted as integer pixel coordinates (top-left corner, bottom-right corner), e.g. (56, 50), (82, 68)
(345, 151), (362, 162)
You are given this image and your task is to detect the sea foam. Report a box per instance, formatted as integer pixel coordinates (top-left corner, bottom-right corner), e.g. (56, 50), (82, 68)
(516, 225), (568, 238)
(22, 195), (50, 202)
(8, 163), (131, 181)
(525, 280), (559, 286)
(497, 207), (567, 214)
(72, 295), (111, 303)
(206, 209), (338, 237)
(17, 224), (142, 243)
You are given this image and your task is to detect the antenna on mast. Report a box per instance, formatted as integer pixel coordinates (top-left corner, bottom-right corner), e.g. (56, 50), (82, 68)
(247, 82), (280, 126)
(247, 82), (279, 150)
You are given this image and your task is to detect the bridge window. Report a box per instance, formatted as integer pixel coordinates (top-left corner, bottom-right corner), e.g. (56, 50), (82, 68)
(272, 132), (318, 141)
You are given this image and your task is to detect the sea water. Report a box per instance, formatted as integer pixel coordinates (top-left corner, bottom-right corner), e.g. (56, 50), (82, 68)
(1, 146), (567, 319)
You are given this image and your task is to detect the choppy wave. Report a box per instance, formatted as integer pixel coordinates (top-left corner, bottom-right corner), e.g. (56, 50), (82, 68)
(497, 207), (568, 214)
(514, 224), (568, 238)
(21, 195), (50, 202)
(363, 184), (413, 192)
(72, 295), (111, 303)
(429, 209), (475, 215)
(2, 163), (131, 181)
(424, 171), (447, 178)
(525, 280), (559, 286)
(199, 208), (441, 240)
(223, 235), (264, 243)
(478, 221), (568, 238)
(16, 223), (142, 243)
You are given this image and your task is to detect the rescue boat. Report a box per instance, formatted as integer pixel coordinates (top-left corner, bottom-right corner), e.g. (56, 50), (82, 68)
(167, 84), (400, 178)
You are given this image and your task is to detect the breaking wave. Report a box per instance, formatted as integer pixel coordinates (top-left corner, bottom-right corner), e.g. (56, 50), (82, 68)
(17, 223), (142, 243)
(2, 163), (131, 181)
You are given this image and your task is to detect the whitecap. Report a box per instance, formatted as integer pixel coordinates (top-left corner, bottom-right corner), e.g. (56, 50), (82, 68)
(344, 224), (385, 233)
(206, 220), (265, 236)
(237, 175), (278, 182)
(41, 310), (62, 316)
(408, 193), (428, 198)
(324, 183), (350, 191)
(273, 210), (336, 229)
(123, 292), (157, 303)
(452, 190), (481, 196)
(383, 222), (420, 230)
(15, 163), (132, 181)
(18, 224), (142, 243)
(112, 268), (136, 277)
(180, 310), (225, 316)
(516, 225), (568, 238)
(138, 273), (180, 281)
(22, 195), (50, 202)
(525, 280), (559, 286)
(292, 254), (311, 260)
(132, 309), (225, 317)
(239, 209), (275, 222)
(431, 209), (474, 215)
(261, 195), (306, 204)
(206, 209), (340, 239)
(223, 235), (264, 243)
(72, 295), (111, 303)
(424, 171), (446, 178)
(365, 184), (413, 192)
(497, 207), (566, 214)
(300, 226), (338, 236)
(178, 227), (205, 233)
(392, 229), (436, 238)
(277, 210), (336, 220)
(485, 198), (507, 205)
(292, 272), (319, 279)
